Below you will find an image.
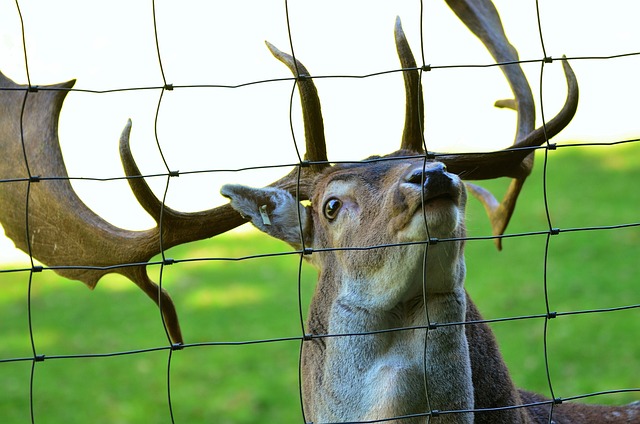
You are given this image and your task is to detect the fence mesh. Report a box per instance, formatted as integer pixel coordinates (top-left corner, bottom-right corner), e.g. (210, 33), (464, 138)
(0, 0), (639, 423)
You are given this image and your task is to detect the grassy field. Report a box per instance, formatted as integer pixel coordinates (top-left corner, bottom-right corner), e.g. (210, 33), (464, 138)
(0, 143), (639, 423)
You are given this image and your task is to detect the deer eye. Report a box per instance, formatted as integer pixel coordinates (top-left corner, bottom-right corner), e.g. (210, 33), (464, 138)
(323, 198), (342, 221)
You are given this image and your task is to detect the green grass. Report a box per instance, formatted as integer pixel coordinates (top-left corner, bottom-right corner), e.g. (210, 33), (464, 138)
(1, 142), (639, 423)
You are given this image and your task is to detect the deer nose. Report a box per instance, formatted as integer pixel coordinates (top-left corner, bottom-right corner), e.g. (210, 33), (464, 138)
(405, 163), (448, 185)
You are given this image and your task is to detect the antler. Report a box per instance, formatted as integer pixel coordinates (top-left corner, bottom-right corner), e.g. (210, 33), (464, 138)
(395, 18), (425, 152)
(0, 65), (328, 343)
(0, 1), (576, 343)
(265, 41), (329, 175)
(396, 1), (579, 249)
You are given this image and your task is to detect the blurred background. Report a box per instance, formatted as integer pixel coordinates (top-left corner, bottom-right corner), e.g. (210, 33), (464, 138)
(0, 0), (638, 422)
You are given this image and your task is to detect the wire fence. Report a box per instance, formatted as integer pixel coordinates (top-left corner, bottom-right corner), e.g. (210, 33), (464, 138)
(1, 0), (639, 423)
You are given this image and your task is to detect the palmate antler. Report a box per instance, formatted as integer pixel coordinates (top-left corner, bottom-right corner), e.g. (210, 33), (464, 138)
(0, 73), (226, 344)
(0, 71), (324, 344)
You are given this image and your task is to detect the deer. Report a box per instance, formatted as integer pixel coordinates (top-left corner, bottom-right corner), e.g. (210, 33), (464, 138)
(0, 0), (637, 422)
(221, 6), (640, 424)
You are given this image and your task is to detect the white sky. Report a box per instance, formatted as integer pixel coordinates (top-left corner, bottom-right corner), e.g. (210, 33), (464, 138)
(1, 0), (639, 263)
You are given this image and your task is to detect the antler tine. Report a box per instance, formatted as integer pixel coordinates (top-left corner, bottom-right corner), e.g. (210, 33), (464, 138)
(118, 121), (248, 248)
(435, 0), (579, 249)
(395, 17), (425, 152)
(265, 41), (329, 174)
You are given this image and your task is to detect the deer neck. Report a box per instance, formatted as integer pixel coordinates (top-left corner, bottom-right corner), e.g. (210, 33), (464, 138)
(327, 242), (467, 329)
(305, 243), (474, 423)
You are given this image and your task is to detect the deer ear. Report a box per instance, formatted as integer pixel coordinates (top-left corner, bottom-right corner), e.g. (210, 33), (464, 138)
(221, 184), (312, 249)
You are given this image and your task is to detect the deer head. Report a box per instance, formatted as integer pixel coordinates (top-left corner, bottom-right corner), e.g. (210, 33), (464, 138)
(224, 154), (476, 422)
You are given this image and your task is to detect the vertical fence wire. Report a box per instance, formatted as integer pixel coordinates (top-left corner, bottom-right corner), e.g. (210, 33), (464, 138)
(535, 1), (558, 418)
(0, 0), (638, 423)
(13, 2), (38, 422)
(151, 1), (179, 422)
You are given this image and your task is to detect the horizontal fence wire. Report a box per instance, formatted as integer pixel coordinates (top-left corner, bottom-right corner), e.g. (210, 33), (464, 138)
(0, 0), (639, 423)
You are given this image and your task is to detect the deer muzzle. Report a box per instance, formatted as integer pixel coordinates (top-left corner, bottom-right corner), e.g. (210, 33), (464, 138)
(404, 163), (462, 207)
